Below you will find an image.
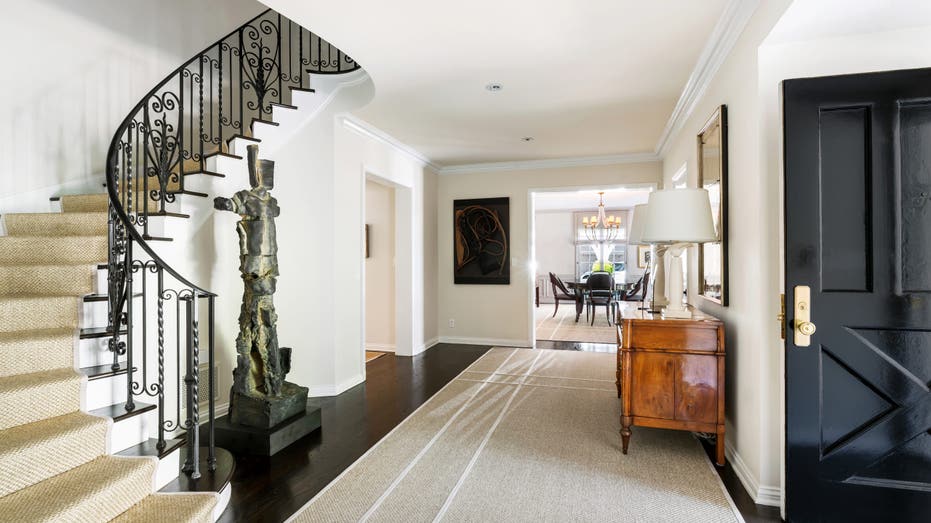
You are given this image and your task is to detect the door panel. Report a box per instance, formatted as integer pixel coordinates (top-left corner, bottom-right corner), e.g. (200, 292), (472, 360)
(785, 68), (931, 522)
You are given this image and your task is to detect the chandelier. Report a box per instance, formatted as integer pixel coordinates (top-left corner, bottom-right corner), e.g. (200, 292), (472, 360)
(582, 191), (621, 242)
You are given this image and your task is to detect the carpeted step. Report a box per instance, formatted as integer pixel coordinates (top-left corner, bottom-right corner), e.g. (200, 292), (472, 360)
(0, 264), (95, 297)
(0, 236), (107, 265)
(0, 296), (80, 333)
(0, 368), (82, 431)
(60, 193), (109, 213)
(4, 212), (108, 237)
(112, 493), (217, 523)
(0, 328), (74, 378)
(0, 412), (108, 497)
(0, 455), (156, 522)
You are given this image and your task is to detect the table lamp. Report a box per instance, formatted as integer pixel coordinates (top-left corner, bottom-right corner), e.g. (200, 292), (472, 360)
(628, 203), (667, 310)
(641, 189), (717, 319)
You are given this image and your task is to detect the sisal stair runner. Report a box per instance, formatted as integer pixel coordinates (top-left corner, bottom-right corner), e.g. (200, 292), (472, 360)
(0, 194), (216, 522)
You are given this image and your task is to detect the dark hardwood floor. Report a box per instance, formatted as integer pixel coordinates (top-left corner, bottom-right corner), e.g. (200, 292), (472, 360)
(220, 342), (781, 522)
(219, 343), (491, 523)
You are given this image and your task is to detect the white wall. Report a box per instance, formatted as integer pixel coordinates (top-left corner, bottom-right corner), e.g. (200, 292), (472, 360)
(659, 0), (931, 509)
(336, 117), (439, 362)
(534, 210), (574, 302)
(437, 163), (661, 346)
(0, 0), (263, 212)
(364, 179), (396, 350)
(660, 0), (791, 506)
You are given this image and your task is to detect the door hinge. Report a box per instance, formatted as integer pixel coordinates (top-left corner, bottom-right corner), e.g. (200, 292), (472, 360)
(777, 293), (786, 340)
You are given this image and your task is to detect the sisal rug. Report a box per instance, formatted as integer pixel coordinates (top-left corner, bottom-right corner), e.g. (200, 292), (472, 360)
(535, 303), (617, 344)
(289, 348), (742, 523)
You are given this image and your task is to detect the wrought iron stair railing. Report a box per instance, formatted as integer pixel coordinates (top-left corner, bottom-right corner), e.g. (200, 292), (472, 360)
(105, 8), (360, 478)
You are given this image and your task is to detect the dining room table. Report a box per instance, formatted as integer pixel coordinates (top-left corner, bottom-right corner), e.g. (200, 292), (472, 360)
(565, 280), (633, 322)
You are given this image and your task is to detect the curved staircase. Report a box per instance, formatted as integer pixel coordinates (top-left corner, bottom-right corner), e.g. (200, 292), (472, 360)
(0, 7), (362, 522)
(0, 195), (215, 522)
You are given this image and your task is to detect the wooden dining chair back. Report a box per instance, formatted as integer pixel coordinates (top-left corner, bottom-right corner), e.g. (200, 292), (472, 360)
(548, 272), (579, 318)
(587, 271), (615, 325)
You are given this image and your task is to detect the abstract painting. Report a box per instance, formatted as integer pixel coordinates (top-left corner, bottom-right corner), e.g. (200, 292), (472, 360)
(453, 197), (510, 284)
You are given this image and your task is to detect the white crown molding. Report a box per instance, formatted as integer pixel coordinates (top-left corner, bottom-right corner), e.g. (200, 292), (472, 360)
(438, 152), (661, 175)
(340, 0), (756, 176)
(653, 0), (760, 157)
(340, 114), (442, 171)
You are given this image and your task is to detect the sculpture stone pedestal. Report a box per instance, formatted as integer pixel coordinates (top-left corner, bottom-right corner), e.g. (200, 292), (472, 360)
(229, 381), (308, 429)
(210, 405), (321, 456)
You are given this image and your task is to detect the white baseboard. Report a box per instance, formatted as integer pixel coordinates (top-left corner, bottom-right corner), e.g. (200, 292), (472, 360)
(365, 343), (396, 352)
(414, 337), (440, 355)
(725, 440), (782, 507)
(309, 373), (365, 397)
(437, 336), (532, 348)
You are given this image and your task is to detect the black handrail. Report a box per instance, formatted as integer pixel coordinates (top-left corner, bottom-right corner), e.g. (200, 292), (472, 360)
(104, 8), (360, 477)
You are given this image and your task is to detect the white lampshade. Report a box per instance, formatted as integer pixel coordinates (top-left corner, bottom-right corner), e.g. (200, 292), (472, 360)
(628, 204), (648, 245)
(641, 189), (717, 244)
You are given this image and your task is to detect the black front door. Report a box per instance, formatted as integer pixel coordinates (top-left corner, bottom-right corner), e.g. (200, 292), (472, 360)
(785, 68), (931, 522)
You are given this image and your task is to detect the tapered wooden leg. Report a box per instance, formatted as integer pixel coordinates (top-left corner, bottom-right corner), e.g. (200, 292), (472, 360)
(616, 350), (621, 398)
(715, 426), (725, 466)
(621, 416), (632, 454)
(553, 299), (559, 318)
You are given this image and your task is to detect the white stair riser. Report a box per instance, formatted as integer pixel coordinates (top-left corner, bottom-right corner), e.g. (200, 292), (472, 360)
(78, 335), (127, 369)
(155, 448), (181, 490)
(81, 300), (109, 329)
(108, 409), (155, 454)
(84, 373), (128, 411)
(215, 483), (232, 522)
(95, 266), (108, 295)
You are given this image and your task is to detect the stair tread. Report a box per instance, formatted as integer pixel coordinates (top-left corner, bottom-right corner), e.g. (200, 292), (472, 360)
(0, 455), (156, 522)
(0, 412), (108, 497)
(80, 326), (127, 340)
(0, 295), (79, 333)
(78, 361), (134, 380)
(88, 400), (156, 422)
(0, 236), (107, 266)
(0, 263), (95, 298)
(117, 437), (186, 460)
(112, 492), (217, 523)
(0, 327), (74, 378)
(0, 368), (82, 431)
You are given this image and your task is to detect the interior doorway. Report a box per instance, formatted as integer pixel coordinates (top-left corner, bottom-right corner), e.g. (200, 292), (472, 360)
(364, 178), (396, 359)
(530, 186), (651, 349)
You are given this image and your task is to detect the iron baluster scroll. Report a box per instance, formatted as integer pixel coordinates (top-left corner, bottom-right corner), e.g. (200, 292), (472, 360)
(105, 9), (360, 477)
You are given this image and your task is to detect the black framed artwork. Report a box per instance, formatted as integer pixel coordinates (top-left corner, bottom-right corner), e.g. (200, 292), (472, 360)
(453, 197), (510, 284)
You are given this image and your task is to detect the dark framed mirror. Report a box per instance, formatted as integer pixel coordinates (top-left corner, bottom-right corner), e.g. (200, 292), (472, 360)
(697, 105), (728, 305)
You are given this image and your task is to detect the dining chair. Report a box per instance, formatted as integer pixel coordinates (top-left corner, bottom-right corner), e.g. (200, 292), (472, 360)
(587, 271), (614, 325)
(622, 269), (651, 302)
(548, 272), (579, 319)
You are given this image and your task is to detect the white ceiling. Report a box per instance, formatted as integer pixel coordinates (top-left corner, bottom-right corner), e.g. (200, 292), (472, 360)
(766, 0), (931, 45)
(534, 187), (651, 212)
(261, 0), (730, 166)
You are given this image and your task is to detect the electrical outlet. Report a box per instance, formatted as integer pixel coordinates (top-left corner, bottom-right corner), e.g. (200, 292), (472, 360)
(448, 319), (455, 328)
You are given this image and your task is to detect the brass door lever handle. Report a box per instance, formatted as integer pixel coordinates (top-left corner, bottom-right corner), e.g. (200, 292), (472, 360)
(794, 285), (816, 347)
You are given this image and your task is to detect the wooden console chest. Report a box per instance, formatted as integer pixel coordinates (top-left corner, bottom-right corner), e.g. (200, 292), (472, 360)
(615, 306), (725, 465)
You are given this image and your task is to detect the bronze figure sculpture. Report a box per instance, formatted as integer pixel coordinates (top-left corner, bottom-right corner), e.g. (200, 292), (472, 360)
(214, 144), (307, 429)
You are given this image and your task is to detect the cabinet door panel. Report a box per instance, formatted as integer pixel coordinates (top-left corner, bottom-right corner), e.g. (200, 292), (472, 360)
(675, 355), (718, 423)
(631, 353), (675, 419)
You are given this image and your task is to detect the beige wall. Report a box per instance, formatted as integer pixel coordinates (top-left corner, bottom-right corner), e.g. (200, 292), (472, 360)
(659, 1), (931, 508)
(534, 210), (575, 300)
(365, 180), (396, 350)
(437, 162), (661, 345)
(660, 0), (792, 504)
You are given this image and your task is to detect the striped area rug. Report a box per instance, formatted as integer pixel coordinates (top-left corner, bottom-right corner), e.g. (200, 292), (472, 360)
(535, 303), (617, 344)
(289, 348), (742, 523)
